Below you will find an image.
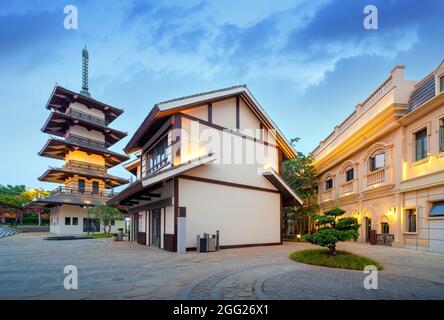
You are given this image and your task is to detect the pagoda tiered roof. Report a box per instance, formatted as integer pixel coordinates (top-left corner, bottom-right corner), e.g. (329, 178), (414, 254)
(41, 110), (127, 146)
(46, 86), (124, 125)
(30, 186), (115, 208)
(38, 160), (128, 188)
(38, 136), (129, 168)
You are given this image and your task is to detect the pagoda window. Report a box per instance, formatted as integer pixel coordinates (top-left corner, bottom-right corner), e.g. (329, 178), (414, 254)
(92, 181), (99, 194)
(78, 179), (86, 193)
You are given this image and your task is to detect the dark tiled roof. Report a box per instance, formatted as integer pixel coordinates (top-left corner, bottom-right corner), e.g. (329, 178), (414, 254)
(47, 86), (124, 124)
(155, 85), (246, 107)
(38, 137), (129, 167)
(408, 74), (436, 112)
(31, 194), (108, 207)
(41, 111), (127, 146)
(39, 166), (129, 187)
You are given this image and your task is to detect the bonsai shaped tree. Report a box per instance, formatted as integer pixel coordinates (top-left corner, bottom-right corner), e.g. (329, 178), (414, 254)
(305, 207), (360, 256)
(87, 205), (123, 234)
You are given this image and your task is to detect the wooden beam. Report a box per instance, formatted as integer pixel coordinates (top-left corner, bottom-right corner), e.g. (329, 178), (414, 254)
(236, 95), (240, 130)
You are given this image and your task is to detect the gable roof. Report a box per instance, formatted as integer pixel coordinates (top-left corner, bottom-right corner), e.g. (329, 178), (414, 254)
(124, 85), (297, 159)
(261, 167), (303, 206)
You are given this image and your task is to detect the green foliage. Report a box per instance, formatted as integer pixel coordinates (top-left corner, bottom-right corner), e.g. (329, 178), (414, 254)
(282, 139), (319, 234)
(90, 233), (114, 239)
(305, 207), (360, 256)
(289, 249), (383, 270)
(0, 185), (49, 224)
(87, 205), (123, 234)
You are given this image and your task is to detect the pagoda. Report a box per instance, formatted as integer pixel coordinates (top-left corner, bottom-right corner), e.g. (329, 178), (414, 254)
(30, 47), (129, 234)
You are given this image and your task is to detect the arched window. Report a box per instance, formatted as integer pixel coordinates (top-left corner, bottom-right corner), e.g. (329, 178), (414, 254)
(369, 152), (385, 171)
(363, 143), (390, 173)
(322, 174), (334, 191)
(344, 166), (354, 182)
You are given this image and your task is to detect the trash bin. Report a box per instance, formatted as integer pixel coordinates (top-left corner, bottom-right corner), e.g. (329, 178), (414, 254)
(197, 234), (207, 252)
(117, 228), (124, 241)
(207, 235), (216, 252)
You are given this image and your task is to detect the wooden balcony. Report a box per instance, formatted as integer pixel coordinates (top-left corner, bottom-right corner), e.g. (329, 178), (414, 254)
(66, 133), (106, 149)
(64, 160), (107, 173)
(50, 186), (115, 198)
(67, 108), (106, 125)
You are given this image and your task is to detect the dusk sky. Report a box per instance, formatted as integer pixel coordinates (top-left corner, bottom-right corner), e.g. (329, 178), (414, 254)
(1, 0), (443, 189)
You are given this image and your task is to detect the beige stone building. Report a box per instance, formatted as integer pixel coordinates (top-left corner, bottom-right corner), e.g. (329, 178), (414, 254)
(311, 60), (444, 253)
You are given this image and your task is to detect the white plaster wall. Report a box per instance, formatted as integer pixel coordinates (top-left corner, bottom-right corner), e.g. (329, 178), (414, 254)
(186, 163), (277, 190)
(181, 118), (279, 182)
(182, 105), (208, 121)
(68, 125), (105, 142)
(239, 99), (261, 136)
(69, 102), (105, 119)
(178, 178), (281, 248)
(49, 205), (125, 235)
(212, 98), (236, 129)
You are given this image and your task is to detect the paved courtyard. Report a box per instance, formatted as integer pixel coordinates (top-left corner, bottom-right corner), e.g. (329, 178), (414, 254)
(1, 233), (444, 300)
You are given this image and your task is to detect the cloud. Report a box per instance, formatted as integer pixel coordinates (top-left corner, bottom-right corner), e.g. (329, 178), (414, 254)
(114, 0), (429, 91)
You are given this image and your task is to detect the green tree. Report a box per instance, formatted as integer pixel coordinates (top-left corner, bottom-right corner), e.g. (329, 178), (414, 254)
(282, 138), (319, 235)
(305, 207), (360, 256)
(0, 185), (49, 224)
(87, 205), (123, 234)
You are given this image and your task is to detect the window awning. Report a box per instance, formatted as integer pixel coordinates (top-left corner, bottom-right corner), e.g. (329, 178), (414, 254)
(430, 202), (444, 217)
(261, 168), (303, 207)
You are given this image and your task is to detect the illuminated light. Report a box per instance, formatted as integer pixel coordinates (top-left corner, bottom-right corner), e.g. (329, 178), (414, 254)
(180, 145), (208, 163)
(388, 205), (396, 216)
(402, 161), (408, 180)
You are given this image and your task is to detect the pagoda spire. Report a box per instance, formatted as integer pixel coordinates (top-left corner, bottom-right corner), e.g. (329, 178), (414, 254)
(80, 46), (91, 97)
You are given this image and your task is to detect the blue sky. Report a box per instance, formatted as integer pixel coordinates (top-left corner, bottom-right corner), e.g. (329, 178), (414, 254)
(1, 0), (443, 189)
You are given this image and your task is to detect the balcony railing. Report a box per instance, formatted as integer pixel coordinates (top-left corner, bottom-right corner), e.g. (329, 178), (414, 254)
(376, 233), (395, 246)
(64, 160), (106, 173)
(67, 108), (106, 125)
(50, 186), (114, 198)
(367, 168), (385, 186)
(321, 189), (334, 202)
(66, 133), (106, 149)
(341, 181), (354, 194)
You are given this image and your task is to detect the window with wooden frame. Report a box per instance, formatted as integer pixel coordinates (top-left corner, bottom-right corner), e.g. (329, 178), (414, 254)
(146, 135), (171, 175)
(414, 127), (428, 161)
(92, 181), (99, 194)
(78, 179), (85, 193)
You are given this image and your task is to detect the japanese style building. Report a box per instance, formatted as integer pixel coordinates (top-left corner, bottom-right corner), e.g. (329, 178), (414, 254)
(29, 47), (129, 234)
(108, 85), (302, 252)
